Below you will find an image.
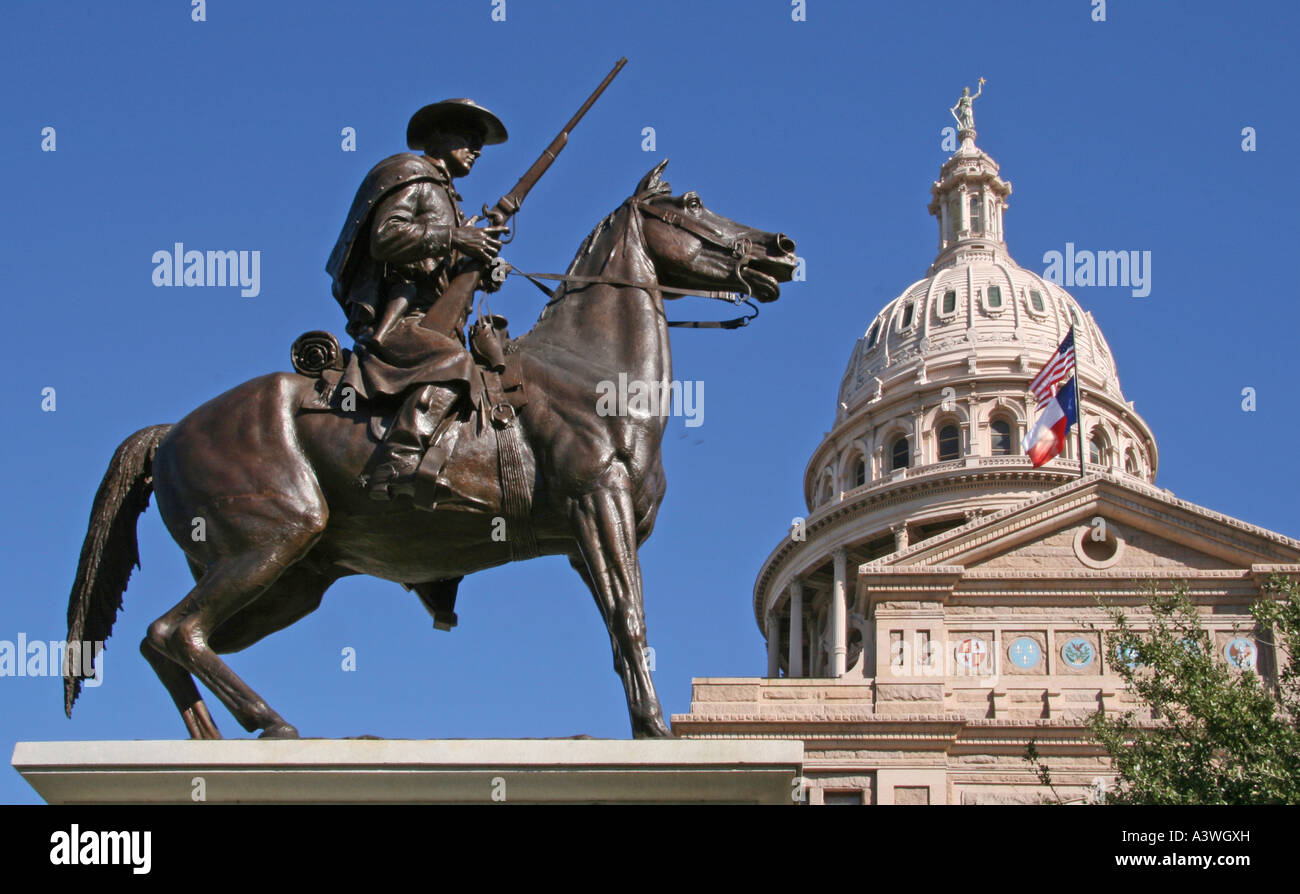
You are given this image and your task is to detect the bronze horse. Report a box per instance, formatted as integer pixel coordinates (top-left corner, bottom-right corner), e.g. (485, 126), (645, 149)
(63, 160), (796, 739)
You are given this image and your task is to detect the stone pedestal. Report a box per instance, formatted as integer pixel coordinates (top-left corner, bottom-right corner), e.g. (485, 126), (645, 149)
(11, 738), (804, 805)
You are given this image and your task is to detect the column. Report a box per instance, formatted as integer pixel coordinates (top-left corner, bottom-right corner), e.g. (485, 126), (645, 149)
(831, 548), (848, 677)
(766, 612), (780, 678)
(892, 523), (909, 553)
(811, 607), (824, 677)
(790, 580), (804, 678)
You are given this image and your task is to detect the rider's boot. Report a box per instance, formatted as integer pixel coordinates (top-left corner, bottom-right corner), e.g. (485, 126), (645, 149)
(367, 383), (461, 501)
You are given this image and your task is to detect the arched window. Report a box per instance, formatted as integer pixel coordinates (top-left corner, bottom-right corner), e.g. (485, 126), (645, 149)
(1125, 450), (1139, 476)
(1089, 438), (1104, 466)
(852, 456), (867, 488)
(969, 195), (982, 233)
(891, 437), (910, 471)
(818, 476), (833, 505)
(938, 424), (960, 462)
(990, 419), (1013, 455)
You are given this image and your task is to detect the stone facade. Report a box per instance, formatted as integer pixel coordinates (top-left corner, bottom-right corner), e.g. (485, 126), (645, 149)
(671, 122), (1300, 805)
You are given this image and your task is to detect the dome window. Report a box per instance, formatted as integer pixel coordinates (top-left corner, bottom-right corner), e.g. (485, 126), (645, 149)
(818, 476), (833, 505)
(942, 289), (957, 314)
(866, 321), (880, 349)
(990, 419), (1013, 455)
(891, 437), (910, 471)
(1069, 307), (1079, 326)
(899, 303), (915, 329)
(987, 285), (1003, 308)
(1029, 289), (1045, 312)
(1089, 439), (1102, 465)
(938, 424), (960, 462)
(1125, 450), (1139, 476)
(852, 456), (867, 488)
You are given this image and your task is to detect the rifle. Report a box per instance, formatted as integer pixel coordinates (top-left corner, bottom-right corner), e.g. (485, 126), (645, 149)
(418, 57), (628, 334)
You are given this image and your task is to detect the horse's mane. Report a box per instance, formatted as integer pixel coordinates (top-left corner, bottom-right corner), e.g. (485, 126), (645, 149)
(532, 201), (633, 325)
(566, 181), (671, 274)
(566, 205), (627, 274)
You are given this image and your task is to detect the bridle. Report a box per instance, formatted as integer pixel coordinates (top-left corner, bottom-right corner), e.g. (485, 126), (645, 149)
(631, 194), (763, 300)
(499, 191), (765, 329)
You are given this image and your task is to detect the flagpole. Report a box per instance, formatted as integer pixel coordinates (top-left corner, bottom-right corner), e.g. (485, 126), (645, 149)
(1073, 326), (1085, 478)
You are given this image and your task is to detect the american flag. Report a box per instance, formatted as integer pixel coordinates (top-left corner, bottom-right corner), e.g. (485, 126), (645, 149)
(1029, 329), (1075, 405)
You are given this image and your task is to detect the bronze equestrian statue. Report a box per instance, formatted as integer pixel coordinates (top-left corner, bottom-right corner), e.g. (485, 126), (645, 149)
(62, 70), (796, 740)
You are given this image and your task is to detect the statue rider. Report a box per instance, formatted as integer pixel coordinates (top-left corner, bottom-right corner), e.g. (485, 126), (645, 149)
(326, 99), (510, 500)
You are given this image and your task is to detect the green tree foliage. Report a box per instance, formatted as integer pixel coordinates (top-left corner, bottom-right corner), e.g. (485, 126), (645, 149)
(1084, 578), (1300, 804)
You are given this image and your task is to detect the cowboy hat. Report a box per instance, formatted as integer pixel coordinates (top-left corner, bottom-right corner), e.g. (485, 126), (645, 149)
(406, 98), (508, 150)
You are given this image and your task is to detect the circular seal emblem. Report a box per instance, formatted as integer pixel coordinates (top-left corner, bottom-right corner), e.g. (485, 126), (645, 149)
(1061, 637), (1095, 669)
(1009, 637), (1042, 669)
(1224, 638), (1256, 670)
(955, 636), (990, 672)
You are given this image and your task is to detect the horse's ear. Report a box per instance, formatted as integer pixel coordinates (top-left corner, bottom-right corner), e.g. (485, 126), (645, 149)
(636, 158), (670, 195)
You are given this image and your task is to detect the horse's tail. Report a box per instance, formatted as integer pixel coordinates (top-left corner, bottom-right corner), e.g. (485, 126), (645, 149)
(64, 424), (171, 717)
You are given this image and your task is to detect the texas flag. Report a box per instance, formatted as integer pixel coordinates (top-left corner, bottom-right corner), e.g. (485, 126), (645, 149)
(1022, 376), (1078, 467)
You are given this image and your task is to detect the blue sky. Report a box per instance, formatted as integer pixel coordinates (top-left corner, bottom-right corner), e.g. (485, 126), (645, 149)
(1, 0), (1296, 803)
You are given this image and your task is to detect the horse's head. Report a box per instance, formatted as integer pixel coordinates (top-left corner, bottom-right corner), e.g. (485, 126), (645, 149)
(631, 160), (796, 303)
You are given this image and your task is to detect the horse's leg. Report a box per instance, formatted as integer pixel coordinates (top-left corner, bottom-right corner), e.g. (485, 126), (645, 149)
(140, 638), (222, 739)
(140, 557), (221, 739)
(567, 554), (628, 684)
(209, 565), (341, 654)
(569, 486), (672, 738)
(145, 519), (324, 739)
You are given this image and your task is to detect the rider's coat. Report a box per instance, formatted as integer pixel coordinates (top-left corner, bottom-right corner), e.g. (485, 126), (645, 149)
(326, 153), (479, 405)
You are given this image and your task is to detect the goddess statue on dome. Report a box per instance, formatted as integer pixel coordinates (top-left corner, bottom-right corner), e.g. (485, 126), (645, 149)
(950, 77), (986, 135)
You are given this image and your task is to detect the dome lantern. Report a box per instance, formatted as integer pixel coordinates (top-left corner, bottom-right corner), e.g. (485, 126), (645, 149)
(928, 81), (1012, 275)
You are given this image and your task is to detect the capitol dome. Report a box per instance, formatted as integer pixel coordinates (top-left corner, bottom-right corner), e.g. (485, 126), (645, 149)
(808, 127), (1158, 514)
(838, 136), (1126, 435)
(754, 115), (1159, 675)
(841, 252), (1125, 421)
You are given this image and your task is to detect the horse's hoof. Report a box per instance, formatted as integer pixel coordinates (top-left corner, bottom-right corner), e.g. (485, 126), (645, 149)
(258, 722), (300, 739)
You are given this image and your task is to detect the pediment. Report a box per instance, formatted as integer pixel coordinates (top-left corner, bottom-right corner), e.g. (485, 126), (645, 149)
(873, 473), (1300, 574)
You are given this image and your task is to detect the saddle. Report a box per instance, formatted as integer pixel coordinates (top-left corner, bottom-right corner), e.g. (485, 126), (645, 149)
(291, 324), (527, 446)
(292, 321), (531, 494)
(289, 324), (534, 633)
